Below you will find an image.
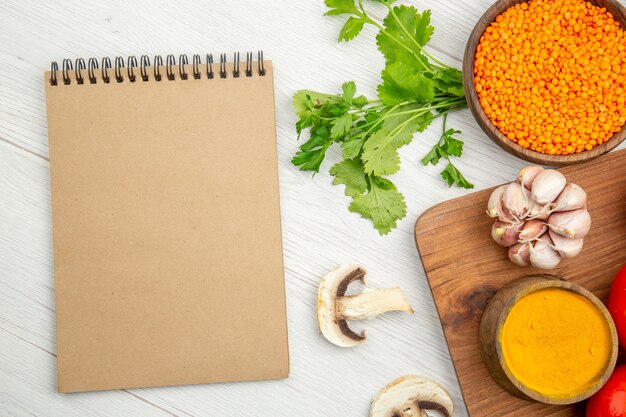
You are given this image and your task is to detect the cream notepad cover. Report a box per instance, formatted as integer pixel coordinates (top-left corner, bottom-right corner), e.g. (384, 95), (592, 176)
(44, 54), (289, 393)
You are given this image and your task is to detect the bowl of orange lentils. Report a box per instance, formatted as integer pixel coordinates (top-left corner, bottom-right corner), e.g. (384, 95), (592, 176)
(463, 0), (626, 165)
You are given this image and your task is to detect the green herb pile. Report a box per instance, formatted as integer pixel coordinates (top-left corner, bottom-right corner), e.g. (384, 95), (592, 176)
(292, 0), (473, 235)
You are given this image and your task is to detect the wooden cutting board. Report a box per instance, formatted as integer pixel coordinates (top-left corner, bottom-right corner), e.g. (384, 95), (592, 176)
(414, 149), (626, 417)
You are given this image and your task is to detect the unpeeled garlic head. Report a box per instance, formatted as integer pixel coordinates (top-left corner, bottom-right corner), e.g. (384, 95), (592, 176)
(487, 165), (591, 269)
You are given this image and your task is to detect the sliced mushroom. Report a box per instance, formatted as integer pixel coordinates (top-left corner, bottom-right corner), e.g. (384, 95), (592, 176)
(317, 264), (413, 347)
(370, 375), (454, 417)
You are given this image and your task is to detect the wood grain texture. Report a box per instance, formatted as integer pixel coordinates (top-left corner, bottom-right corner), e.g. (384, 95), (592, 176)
(415, 149), (626, 417)
(0, 0), (625, 416)
(462, 0), (626, 166)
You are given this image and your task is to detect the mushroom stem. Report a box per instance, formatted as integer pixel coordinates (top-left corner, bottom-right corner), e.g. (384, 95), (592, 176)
(336, 288), (413, 320)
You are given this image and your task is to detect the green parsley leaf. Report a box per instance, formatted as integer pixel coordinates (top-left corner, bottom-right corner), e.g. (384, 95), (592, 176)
(330, 159), (368, 197)
(324, 0), (360, 16)
(339, 17), (366, 42)
(361, 129), (400, 176)
(387, 6), (433, 47)
(349, 176), (407, 235)
(377, 62), (435, 105)
(293, 90), (340, 116)
(341, 134), (366, 159)
(420, 144), (444, 166)
(330, 113), (353, 138)
(433, 68), (465, 98)
(292, 126), (332, 172)
(413, 9), (434, 46)
(342, 81), (357, 103)
(441, 128), (464, 157)
(376, 5), (433, 68)
(352, 95), (368, 108)
(381, 105), (433, 144)
(420, 119), (472, 188)
(441, 162), (474, 189)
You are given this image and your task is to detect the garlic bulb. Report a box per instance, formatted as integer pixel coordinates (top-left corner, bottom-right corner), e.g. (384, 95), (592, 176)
(531, 170), (567, 205)
(530, 234), (562, 270)
(486, 165), (590, 269)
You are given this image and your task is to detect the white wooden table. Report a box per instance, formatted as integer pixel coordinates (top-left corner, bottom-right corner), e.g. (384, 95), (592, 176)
(2, 0), (624, 416)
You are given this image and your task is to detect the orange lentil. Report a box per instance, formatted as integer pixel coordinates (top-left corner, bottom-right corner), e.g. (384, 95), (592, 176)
(473, 0), (626, 155)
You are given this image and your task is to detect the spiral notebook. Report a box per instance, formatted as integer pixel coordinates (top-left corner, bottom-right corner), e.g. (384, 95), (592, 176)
(44, 52), (289, 393)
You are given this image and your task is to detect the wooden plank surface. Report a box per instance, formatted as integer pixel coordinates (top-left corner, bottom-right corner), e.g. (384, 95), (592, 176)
(415, 149), (626, 417)
(1, 0), (625, 416)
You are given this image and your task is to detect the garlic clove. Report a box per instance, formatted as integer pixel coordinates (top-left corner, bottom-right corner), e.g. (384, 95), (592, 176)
(517, 165), (544, 189)
(552, 183), (587, 212)
(531, 169), (567, 205)
(530, 233), (562, 269)
(526, 192), (551, 220)
(492, 220), (524, 247)
(519, 219), (547, 241)
(509, 242), (531, 267)
(548, 208), (591, 239)
(549, 230), (584, 259)
(502, 182), (529, 219)
(528, 200), (551, 220)
(486, 185), (511, 220)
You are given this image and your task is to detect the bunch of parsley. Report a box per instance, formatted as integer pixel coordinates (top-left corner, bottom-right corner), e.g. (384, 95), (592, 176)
(292, 0), (473, 235)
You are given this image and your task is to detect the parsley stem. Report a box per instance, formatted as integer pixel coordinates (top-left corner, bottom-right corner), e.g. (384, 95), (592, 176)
(440, 113), (448, 147)
(386, 100), (464, 137)
(362, 101), (408, 135)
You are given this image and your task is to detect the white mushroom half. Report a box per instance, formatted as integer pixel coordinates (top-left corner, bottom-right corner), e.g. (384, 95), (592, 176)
(317, 264), (413, 348)
(370, 375), (454, 417)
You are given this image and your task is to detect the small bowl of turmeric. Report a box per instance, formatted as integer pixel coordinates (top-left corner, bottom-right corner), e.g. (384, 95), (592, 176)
(479, 275), (618, 405)
(463, 0), (626, 166)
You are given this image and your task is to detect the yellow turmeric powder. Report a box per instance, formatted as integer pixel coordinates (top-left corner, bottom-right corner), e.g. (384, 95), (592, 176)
(499, 288), (611, 398)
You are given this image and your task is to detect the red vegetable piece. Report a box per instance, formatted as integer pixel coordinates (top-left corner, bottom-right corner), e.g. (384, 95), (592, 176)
(608, 265), (626, 349)
(587, 365), (626, 417)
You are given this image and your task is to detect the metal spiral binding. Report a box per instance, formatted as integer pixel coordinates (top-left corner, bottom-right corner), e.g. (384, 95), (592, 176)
(206, 54), (214, 79)
(140, 55), (150, 81)
(166, 55), (175, 80)
(50, 62), (59, 86)
(62, 59), (73, 85)
(75, 58), (86, 84)
(114, 57), (125, 82)
(102, 57), (111, 83)
(127, 56), (137, 82)
(219, 54), (227, 79)
(179, 54), (188, 80)
(245, 52), (253, 77)
(88, 58), (98, 84)
(153, 55), (163, 81)
(233, 52), (240, 78)
(192, 54), (201, 80)
(49, 51), (265, 85)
